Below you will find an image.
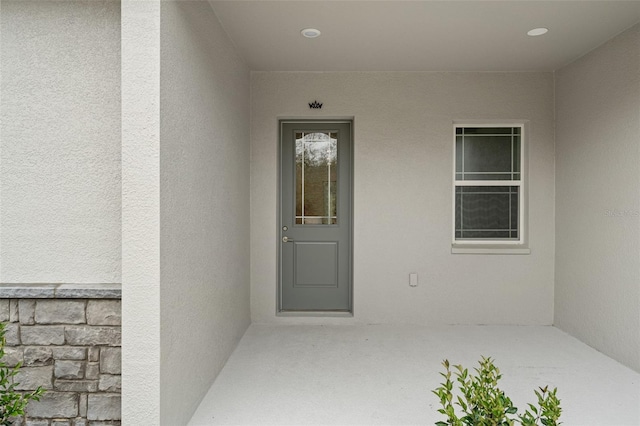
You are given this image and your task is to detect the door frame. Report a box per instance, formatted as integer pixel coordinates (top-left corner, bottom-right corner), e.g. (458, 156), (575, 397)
(277, 119), (354, 315)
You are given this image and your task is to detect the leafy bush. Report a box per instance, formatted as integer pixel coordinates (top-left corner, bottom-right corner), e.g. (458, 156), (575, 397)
(0, 323), (45, 425)
(433, 356), (561, 426)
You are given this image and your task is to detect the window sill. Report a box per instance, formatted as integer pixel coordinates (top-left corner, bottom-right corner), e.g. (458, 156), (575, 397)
(451, 245), (531, 255)
(278, 310), (353, 318)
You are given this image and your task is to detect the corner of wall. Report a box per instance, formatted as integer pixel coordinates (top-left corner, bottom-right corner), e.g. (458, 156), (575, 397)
(121, 1), (162, 423)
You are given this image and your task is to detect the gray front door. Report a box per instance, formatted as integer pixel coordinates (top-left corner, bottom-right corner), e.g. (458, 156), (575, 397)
(279, 120), (353, 311)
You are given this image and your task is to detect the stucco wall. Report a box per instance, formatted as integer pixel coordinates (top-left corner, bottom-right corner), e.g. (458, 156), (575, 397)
(555, 24), (640, 372)
(159, 2), (251, 424)
(251, 72), (555, 326)
(0, 0), (121, 283)
(121, 0), (161, 422)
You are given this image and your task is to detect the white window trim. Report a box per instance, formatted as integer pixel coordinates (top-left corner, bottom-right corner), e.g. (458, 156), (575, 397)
(451, 121), (530, 254)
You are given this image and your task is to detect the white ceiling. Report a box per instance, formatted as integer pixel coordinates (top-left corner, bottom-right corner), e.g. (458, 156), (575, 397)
(208, 1), (640, 72)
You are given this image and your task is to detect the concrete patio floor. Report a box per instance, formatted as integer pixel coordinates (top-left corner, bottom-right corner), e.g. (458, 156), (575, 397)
(189, 324), (640, 425)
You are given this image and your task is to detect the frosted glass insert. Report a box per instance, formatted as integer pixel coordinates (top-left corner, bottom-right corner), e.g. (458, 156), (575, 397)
(295, 132), (338, 225)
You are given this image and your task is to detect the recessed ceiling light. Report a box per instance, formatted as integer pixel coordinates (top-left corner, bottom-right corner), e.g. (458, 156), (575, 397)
(301, 28), (321, 38)
(527, 27), (548, 37)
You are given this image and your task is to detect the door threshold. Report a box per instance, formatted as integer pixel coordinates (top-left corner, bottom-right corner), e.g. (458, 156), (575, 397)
(277, 310), (353, 318)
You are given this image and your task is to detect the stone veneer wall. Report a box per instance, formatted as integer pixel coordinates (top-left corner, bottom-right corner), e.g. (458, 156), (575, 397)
(0, 284), (121, 425)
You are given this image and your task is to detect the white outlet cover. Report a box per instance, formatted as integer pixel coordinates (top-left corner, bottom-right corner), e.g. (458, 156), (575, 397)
(409, 273), (418, 287)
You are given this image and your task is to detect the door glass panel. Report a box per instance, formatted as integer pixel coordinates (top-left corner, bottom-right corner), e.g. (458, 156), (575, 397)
(295, 131), (338, 225)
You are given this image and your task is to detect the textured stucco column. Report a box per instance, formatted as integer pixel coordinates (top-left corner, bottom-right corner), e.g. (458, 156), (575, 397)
(122, 1), (161, 423)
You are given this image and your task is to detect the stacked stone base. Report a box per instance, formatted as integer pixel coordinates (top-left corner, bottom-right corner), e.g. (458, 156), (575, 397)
(0, 285), (121, 426)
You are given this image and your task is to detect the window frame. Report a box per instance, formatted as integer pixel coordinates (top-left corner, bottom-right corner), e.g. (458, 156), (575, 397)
(451, 121), (529, 252)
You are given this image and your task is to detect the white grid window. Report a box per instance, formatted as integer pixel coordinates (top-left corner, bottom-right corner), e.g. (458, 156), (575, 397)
(453, 125), (525, 245)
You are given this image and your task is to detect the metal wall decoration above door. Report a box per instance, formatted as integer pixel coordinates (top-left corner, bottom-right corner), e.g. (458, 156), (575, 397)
(278, 120), (353, 312)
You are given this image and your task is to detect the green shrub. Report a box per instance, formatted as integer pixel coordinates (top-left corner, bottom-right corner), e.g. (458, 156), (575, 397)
(0, 323), (45, 425)
(433, 356), (561, 426)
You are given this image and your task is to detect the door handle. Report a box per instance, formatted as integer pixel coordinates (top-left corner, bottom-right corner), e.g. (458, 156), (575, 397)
(282, 236), (294, 243)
